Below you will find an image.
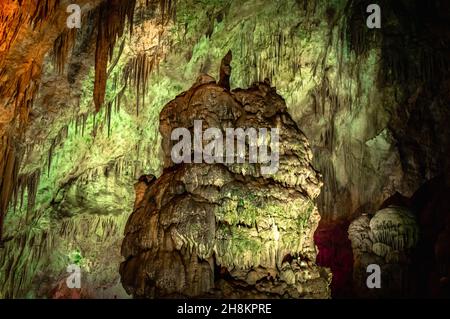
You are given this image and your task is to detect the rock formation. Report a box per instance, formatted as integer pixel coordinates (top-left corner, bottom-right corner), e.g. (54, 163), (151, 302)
(0, 0), (448, 299)
(120, 65), (331, 298)
(348, 206), (419, 297)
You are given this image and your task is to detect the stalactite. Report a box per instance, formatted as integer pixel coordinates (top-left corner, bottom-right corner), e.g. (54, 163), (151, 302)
(92, 112), (98, 137)
(19, 176), (26, 212)
(0, 214), (52, 297)
(46, 125), (69, 176)
(94, 0), (137, 112)
(122, 52), (155, 116)
(47, 141), (55, 177)
(0, 4), (24, 56)
(26, 169), (40, 216)
(159, 0), (176, 24)
(52, 28), (77, 74)
(116, 1), (174, 116)
(82, 113), (87, 136)
(115, 86), (125, 113)
(106, 102), (112, 137)
(12, 173), (28, 213)
(107, 39), (126, 76)
(30, 0), (60, 29)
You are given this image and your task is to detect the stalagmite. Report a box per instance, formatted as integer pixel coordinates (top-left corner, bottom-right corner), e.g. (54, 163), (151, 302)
(120, 58), (330, 298)
(81, 113), (87, 136)
(29, 0), (60, 29)
(52, 29), (77, 74)
(122, 52), (155, 116)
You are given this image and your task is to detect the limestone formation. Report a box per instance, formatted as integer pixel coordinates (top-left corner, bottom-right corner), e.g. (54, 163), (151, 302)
(1, 0), (448, 299)
(348, 206), (419, 297)
(120, 72), (331, 298)
(218, 50), (232, 90)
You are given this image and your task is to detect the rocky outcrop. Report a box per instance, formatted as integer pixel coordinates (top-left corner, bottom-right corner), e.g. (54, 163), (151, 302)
(348, 206), (419, 297)
(120, 71), (331, 298)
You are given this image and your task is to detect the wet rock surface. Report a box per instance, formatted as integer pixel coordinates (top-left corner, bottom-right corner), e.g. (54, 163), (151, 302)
(120, 75), (331, 298)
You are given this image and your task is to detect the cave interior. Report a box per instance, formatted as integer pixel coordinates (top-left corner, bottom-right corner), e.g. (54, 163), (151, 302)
(0, 0), (449, 299)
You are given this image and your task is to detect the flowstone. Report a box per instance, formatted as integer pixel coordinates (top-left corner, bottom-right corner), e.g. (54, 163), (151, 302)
(120, 66), (331, 298)
(348, 205), (419, 297)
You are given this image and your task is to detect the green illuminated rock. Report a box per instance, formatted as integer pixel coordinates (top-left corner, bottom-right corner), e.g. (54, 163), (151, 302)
(120, 72), (331, 298)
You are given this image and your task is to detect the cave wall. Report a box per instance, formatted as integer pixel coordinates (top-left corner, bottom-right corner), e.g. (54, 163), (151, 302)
(120, 77), (331, 298)
(0, 0), (168, 298)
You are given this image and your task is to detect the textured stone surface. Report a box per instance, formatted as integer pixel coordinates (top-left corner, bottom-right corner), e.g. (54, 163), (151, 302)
(0, 0), (449, 299)
(120, 75), (331, 298)
(348, 206), (419, 297)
